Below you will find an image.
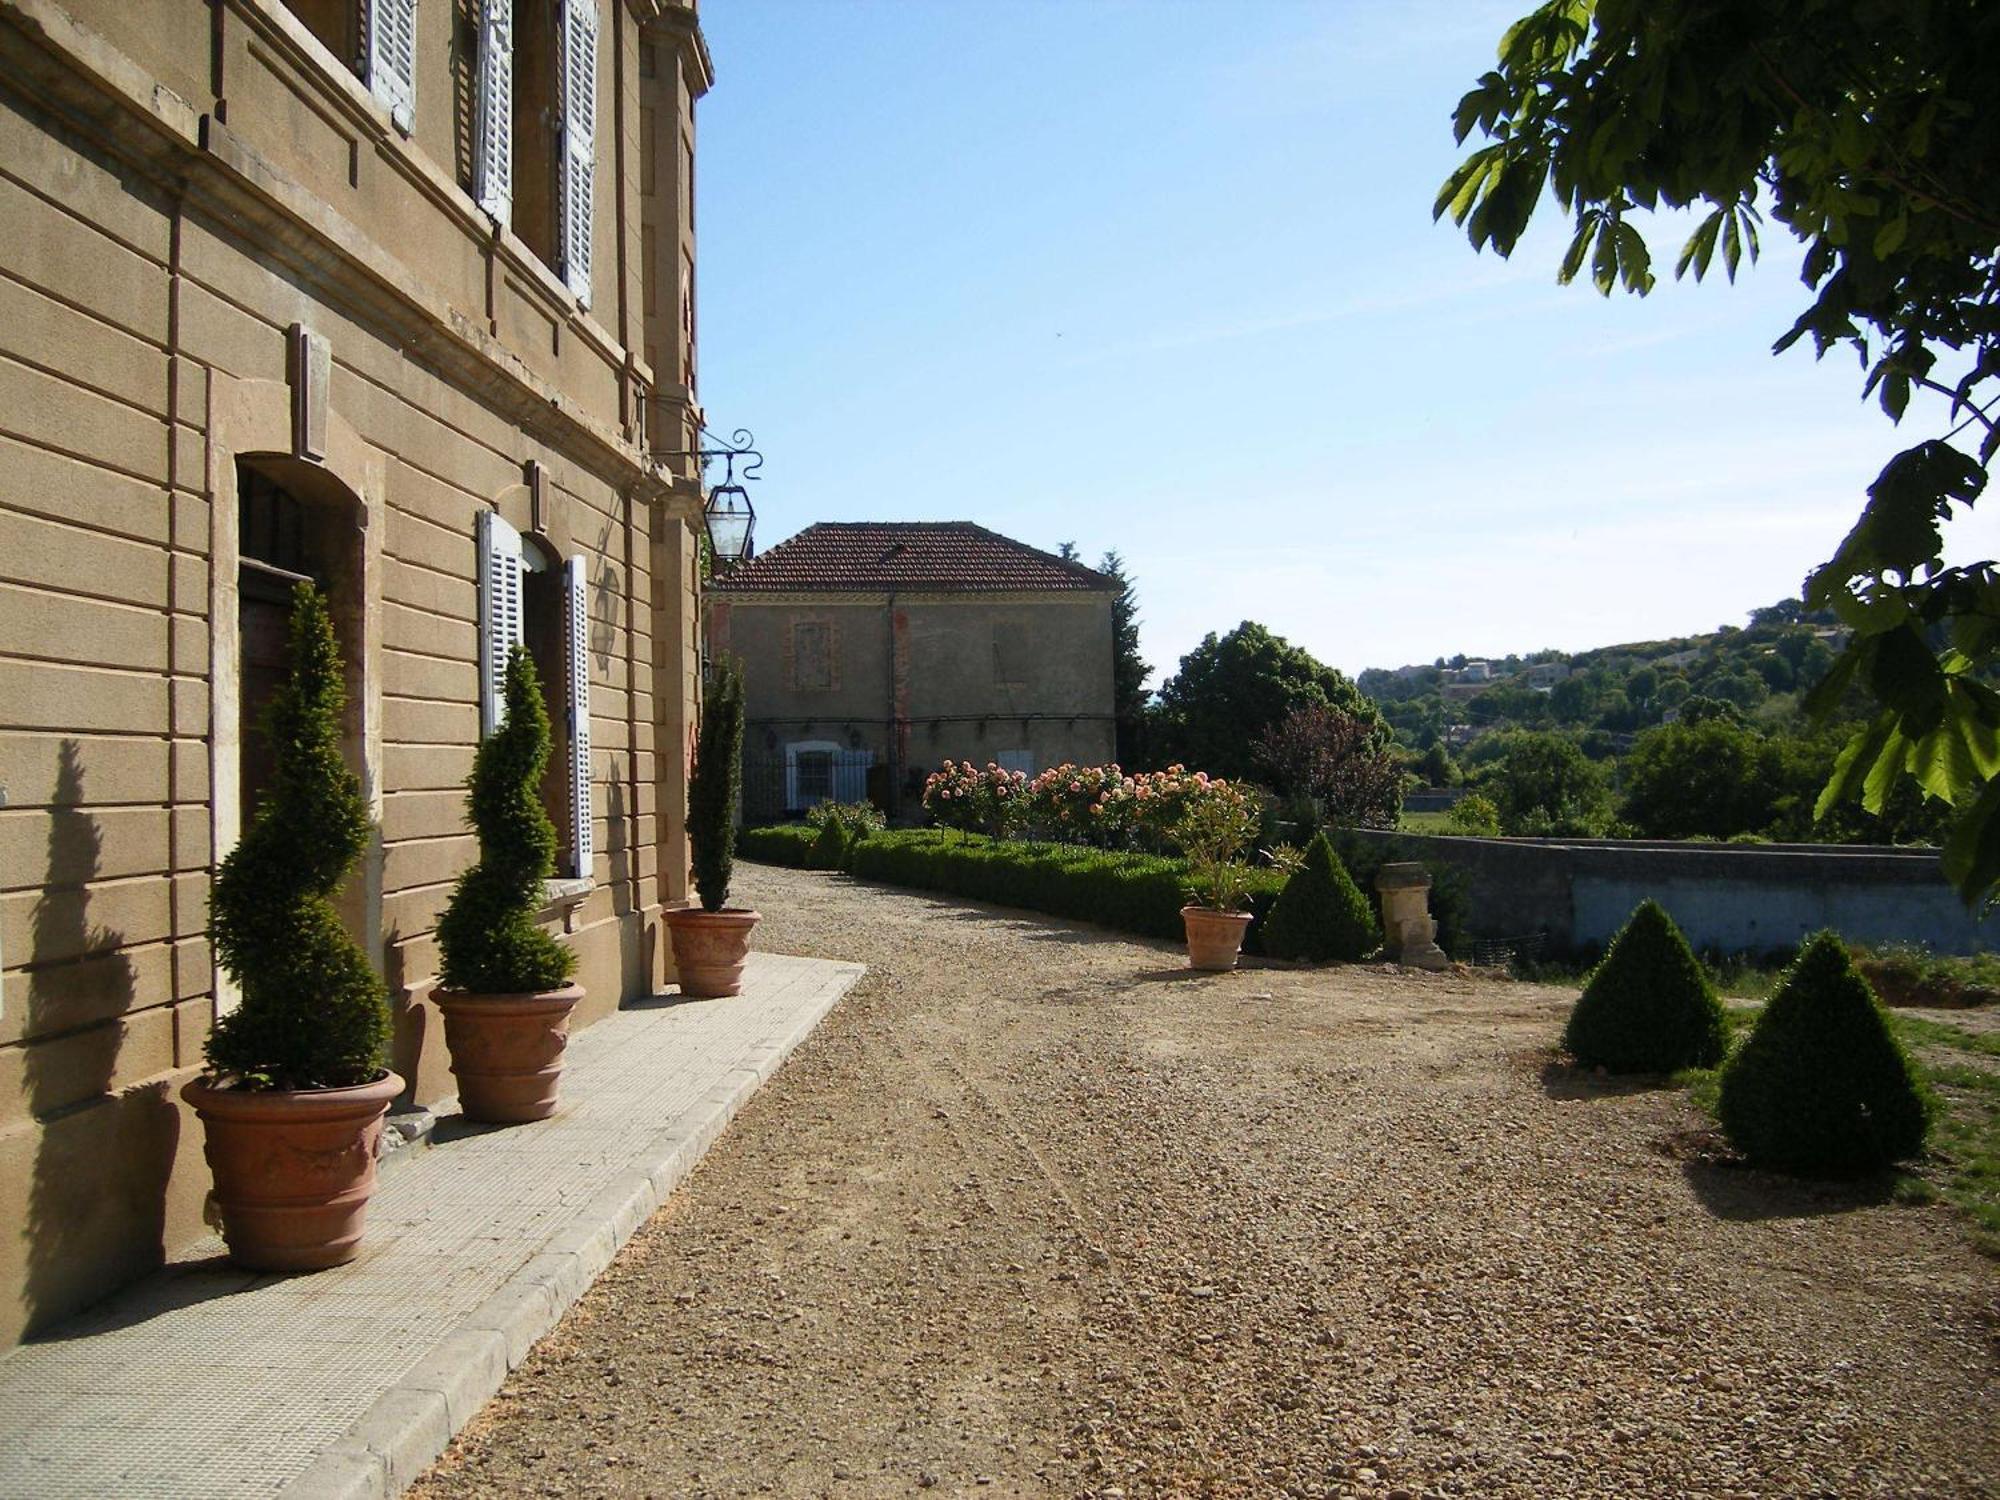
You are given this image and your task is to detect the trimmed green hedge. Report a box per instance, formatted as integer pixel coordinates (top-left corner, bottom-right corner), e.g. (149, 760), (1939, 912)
(739, 824), (819, 866)
(743, 826), (1288, 951)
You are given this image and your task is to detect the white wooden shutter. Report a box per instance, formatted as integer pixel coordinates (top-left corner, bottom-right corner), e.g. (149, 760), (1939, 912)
(478, 510), (525, 735)
(557, 0), (598, 306)
(366, 0), (416, 133)
(563, 554), (594, 878)
(473, 0), (513, 224)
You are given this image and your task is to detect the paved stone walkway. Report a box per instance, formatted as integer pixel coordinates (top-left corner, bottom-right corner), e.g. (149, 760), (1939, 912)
(0, 950), (863, 1500)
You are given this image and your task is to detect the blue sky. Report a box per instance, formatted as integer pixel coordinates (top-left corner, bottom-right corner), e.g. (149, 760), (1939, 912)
(694, 0), (1995, 685)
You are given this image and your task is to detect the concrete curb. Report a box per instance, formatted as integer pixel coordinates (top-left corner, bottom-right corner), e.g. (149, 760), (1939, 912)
(278, 962), (862, 1500)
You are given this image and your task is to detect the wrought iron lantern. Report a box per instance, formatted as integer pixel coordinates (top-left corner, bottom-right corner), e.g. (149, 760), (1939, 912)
(662, 426), (763, 574)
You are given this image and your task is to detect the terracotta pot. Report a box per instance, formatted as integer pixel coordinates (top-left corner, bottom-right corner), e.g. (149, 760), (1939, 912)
(665, 906), (762, 997)
(1182, 905), (1253, 971)
(182, 1070), (404, 1272)
(434, 983), (586, 1123)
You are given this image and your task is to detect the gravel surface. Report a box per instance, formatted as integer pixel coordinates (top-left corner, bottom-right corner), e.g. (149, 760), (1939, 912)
(413, 864), (2000, 1499)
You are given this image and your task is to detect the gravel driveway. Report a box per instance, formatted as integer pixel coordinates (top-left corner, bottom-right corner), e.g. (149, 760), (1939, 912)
(414, 863), (2000, 1499)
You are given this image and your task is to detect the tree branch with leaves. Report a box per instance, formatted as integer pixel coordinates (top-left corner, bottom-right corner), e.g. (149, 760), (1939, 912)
(1439, 0), (2000, 899)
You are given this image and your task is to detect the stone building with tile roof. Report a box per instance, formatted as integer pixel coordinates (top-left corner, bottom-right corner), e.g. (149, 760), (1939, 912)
(708, 523), (1119, 819)
(0, 0), (714, 1343)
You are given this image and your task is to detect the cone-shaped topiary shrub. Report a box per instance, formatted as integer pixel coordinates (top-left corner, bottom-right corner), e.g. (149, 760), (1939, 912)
(690, 655), (746, 911)
(207, 583), (391, 1090)
(1258, 831), (1379, 961)
(1718, 931), (1933, 1177)
(807, 815), (851, 872)
(435, 646), (575, 993)
(1562, 899), (1726, 1073)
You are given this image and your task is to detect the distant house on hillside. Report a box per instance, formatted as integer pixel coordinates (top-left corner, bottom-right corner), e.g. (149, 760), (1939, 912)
(707, 523), (1118, 820)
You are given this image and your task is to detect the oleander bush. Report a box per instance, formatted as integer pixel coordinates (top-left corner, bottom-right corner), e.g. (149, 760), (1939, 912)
(435, 646), (575, 995)
(1563, 900), (1726, 1073)
(1718, 931), (1935, 1176)
(1258, 831), (1379, 962)
(206, 583), (392, 1090)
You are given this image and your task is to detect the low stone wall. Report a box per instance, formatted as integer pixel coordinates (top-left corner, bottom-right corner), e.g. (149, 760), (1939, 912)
(1347, 831), (1993, 957)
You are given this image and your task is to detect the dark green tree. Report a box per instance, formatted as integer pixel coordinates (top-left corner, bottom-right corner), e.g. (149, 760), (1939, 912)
(436, 647), (575, 994)
(690, 655), (747, 910)
(1154, 621), (1383, 781)
(1718, 932), (1934, 1176)
(1098, 550), (1152, 767)
(1472, 730), (1611, 836)
(1621, 720), (1774, 840)
(1440, 0), (1998, 900)
(1563, 900), (1727, 1073)
(1258, 832), (1379, 962)
(1416, 741), (1460, 787)
(207, 584), (391, 1090)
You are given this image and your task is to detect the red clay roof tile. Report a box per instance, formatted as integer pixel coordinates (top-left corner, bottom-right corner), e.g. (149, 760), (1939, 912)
(709, 522), (1113, 594)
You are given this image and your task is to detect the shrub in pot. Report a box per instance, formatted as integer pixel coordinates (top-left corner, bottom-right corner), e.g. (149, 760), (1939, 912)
(1563, 900), (1728, 1073)
(183, 583), (400, 1270)
(1258, 832), (1378, 962)
(1176, 779), (1260, 970)
(1718, 931), (1933, 1176)
(432, 647), (581, 1123)
(666, 655), (760, 996)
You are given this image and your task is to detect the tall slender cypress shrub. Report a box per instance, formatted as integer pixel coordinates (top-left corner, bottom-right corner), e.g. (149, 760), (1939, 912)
(207, 584), (390, 1090)
(436, 647), (575, 993)
(690, 655), (746, 911)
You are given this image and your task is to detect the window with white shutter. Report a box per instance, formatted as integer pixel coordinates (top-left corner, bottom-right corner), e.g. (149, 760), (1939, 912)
(478, 509), (525, 735)
(473, 0), (514, 224)
(365, 0), (416, 132)
(563, 554), (594, 878)
(557, 0), (598, 306)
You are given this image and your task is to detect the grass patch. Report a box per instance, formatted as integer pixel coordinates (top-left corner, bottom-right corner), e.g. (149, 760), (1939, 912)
(1678, 1000), (2000, 1254)
(1397, 809), (1453, 833)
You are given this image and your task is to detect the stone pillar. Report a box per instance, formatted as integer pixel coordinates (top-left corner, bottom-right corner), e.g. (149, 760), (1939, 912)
(1376, 862), (1448, 970)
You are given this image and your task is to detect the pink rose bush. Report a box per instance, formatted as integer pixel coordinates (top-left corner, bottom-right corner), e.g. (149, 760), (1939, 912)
(925, 759), (1258, 857)
(922, 759), (1029, 838)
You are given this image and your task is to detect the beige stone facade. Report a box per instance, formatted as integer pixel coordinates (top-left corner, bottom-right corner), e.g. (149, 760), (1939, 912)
(708, 524), (1119, 819)
(0, 0), (712, 1344)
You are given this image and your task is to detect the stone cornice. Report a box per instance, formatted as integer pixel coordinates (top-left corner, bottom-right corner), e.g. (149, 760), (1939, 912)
(0, 0), (689, 506)
(640, 1), (714, 98)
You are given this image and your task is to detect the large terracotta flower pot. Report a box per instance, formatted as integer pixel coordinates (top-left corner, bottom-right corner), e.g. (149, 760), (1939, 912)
(182, 1070), (404, 1271)
(434, 983), (586, 1123)
(665, 906), (761, 997)
(1182, 905), (1254, 972)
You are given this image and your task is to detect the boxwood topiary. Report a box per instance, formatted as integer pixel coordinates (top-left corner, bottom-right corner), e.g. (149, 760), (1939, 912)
(435, 646), (575, 994)
(206, 584), (391, 1090)
(1257, 831), (1379, 962)
(1562, 899), (1726, 1073)
(1718, 931), (1934, 1177)
(690, 656), (746, 910)
(807, 815), (851, 871)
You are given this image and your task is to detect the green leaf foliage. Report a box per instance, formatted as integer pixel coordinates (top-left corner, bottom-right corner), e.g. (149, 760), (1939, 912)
(690, 656), (746, 911)
(435, 648), (575, 994)
(739, 823), (819, 866)
(1444, 0), (2000, 902)
(1563, 900), (1727, 1074)
(1257, 832), (1379, 962)
(1152, 621), (1385, 782)
(807, 816), (852, 872)
(841, 829), (1287, 952)
(206, 584), (391, 1090)
(1718, 931), (1935, 1176)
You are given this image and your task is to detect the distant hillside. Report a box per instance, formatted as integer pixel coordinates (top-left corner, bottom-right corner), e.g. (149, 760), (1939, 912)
(1358, 600), (1850, 752)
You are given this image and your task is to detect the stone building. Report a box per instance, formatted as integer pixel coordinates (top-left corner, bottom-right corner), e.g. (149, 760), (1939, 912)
(0, 0), (714, 1344)
(707, 522), (1119, 820)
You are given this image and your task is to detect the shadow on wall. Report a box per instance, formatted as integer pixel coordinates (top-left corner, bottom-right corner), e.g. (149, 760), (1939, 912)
(20, 740), (176, 1336)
